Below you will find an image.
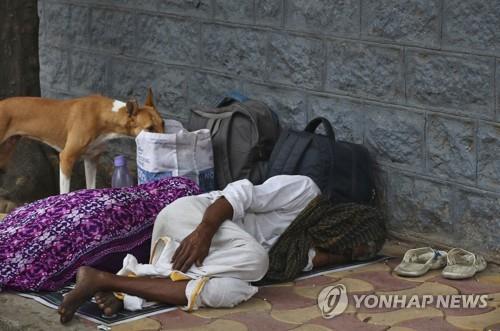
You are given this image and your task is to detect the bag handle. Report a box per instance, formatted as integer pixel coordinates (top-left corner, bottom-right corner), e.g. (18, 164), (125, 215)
(304, 117), (336, 143)
(216, 91), (249, 108)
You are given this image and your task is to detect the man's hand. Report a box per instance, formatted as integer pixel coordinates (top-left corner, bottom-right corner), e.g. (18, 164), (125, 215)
(171, 197), (234, 273)
(171, 225), (215, 273)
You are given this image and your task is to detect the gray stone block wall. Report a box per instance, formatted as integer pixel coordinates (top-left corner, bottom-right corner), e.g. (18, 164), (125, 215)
(38, 0), (500, 261)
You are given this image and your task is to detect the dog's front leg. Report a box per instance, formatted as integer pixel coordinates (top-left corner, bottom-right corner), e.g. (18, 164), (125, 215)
(84, 156), (98, 189)
(59, 166), (71, 194)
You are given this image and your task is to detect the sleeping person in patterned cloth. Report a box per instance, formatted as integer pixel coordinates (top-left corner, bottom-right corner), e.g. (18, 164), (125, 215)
(58, 175), (386, 324)
(0, 177), (201, 292)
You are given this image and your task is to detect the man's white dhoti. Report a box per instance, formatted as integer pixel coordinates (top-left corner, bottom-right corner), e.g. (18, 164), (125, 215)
(117, 175), (320, 311)
(118, 195), (269, 311)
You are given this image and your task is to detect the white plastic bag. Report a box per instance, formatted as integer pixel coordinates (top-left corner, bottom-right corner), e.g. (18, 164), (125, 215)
(136, 120), (215, 192)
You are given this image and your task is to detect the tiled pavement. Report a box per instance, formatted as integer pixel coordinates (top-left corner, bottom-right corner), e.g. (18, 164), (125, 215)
(101, 258), (500, 331)
(1, 212), (500, 331)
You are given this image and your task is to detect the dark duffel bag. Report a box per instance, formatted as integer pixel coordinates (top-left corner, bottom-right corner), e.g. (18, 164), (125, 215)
(266, 117), (376, 205)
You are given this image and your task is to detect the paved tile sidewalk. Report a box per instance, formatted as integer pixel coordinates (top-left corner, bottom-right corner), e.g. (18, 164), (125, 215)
(143, 259), (499, 331)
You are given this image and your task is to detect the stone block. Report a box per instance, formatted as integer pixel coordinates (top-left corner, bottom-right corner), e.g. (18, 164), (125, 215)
(373, 165), (389, 211)
(286, 0), (359, 37)
(308, 94), (364, 143)
(187, 72), (241, 107)
(406, 50), (494, 119)
(38, 0), (45, 22)
(153, 0), (211, 17)
(41, 2), (69, 45)
(39, 45), (69, 90)
(70, 51), (107, 94)
(478, 123), (500, 191)
(497, 59), (500, 121)
(242, 83), (306, 129)
(388, 172), (452, 234)
(101, 0), (211, 17)
(38, 0), (46, 41)
(427, 115), (475, 184)
(44, 2), (90, 46)
(202, 24), (268, 80)
(109, 59), (188, 119)
(214, 0), (254, 23)
(90, 8), (136, 54)
(326, 40), (404, 102)
(413, 179), (452, 232)
(69, 5), (90, 47)
(443, 0), (500, 56)
(40, 88), (76, 99)
(388, 172), (415, 228)
(256, 0), (283, 26)
(268, 33), (325, 89)
(135, 15), (199, 65)
(455, 189), (500, 257)
(365, 105), (424, 169)
(362, 0), (440, 47)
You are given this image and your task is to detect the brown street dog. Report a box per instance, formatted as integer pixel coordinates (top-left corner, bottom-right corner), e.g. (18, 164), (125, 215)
(0, 88), (165, 194)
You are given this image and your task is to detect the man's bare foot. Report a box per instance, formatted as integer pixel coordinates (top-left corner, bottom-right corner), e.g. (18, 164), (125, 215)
(95, 292), (124, 316)
(58, 266), (105, 324)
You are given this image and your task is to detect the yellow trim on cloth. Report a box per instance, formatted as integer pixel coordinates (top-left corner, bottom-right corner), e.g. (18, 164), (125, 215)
(151, 237), (193, 281)
(113, 292), (125, 301)
(170, 271), (192, 281)
(150, 236), (171, 264)
(113, 273), (137, 301)
(183, 277), (209, 312)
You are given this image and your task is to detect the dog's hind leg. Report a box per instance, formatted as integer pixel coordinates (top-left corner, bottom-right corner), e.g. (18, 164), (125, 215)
(59, 146), (81, 195)
(84, 155), (99, 189)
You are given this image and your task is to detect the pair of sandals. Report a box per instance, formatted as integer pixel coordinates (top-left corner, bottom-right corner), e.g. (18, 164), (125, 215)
(394, 247), (487, 279)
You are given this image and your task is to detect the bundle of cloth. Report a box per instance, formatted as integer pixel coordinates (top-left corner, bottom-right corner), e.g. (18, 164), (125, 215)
(0, 177), (201, 291)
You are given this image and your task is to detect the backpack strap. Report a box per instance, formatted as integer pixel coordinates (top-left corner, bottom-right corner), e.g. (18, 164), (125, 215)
(304, 117), (337, 200)
(192, 110), (232, 138)
(282, 133), (313, 174)
(206, 118), (222, 137)
(267, 130), (314, 175)
(217, 117), (234, 187)
(190, 109), (235, 188)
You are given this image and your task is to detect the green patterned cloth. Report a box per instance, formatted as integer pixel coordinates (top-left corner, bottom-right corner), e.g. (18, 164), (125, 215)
(262, 196), (386, 283)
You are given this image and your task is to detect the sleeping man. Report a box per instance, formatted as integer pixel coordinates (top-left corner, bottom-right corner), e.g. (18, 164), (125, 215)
(58, 175), (385, 323)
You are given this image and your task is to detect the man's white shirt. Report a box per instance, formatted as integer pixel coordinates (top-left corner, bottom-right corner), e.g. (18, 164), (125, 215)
(201, 175), (321, 252)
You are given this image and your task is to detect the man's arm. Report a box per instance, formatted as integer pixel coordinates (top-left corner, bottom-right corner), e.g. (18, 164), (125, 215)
(171, 197), (233, 272)
(171, 175), (320, 272)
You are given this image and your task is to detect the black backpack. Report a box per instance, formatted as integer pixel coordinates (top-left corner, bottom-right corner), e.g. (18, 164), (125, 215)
(188, 98), (280, 190)
(266, 117), (375, 205)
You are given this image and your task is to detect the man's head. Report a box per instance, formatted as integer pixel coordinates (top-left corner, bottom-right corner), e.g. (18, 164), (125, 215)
(125, 88), (165, 136)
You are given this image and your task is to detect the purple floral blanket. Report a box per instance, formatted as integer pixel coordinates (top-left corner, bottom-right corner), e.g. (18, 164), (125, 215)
(0, 177), (201, 291)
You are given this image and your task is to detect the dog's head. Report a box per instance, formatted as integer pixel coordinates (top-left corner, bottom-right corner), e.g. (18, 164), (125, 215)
(126, 88), (165, 135)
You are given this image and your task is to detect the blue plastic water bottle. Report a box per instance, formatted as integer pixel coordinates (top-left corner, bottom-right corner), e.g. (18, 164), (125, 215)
(111, 155), (134, 188)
